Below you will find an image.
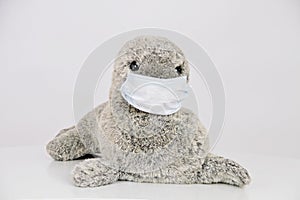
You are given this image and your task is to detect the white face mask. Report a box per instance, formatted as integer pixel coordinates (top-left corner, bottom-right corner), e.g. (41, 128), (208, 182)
(120, 72), (190, 115)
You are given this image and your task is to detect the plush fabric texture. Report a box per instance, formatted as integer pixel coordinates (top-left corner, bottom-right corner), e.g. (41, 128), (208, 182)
(46, 36), (251, 187)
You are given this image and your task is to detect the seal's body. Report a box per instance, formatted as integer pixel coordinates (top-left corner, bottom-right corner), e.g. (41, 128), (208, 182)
(47, 36), (251, 187)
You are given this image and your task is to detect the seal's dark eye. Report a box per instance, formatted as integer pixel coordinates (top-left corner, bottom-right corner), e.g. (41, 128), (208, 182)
(175, 65), (183, 74)
(129, 61), (139, 71)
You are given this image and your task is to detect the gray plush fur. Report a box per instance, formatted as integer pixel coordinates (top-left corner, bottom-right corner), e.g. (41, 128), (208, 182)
(46, 36), (251, 187)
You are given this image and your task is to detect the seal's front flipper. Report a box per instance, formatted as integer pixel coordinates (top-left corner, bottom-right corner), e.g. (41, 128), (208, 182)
(197, 153), (251, 187)
(72, 158), (119, 187)
(46, 126), (88, 161)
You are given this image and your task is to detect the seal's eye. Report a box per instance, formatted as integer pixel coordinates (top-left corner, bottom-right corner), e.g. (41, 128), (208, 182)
(129, 61), (139, 71)
(175, 65), (183, 74)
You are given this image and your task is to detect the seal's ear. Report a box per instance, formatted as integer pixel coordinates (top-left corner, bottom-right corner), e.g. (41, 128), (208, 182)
(183, 61), (190, 82)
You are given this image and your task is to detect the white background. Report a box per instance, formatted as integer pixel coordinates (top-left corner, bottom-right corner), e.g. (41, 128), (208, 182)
(1, 0), (300, 159)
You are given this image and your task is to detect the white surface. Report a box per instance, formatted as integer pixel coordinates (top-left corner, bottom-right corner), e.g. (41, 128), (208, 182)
(0, 146), (299, 200)
(1, 0), (300, 159)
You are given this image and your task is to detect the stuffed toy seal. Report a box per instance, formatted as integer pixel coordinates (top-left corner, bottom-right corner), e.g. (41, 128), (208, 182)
(46, 36), (251, 187)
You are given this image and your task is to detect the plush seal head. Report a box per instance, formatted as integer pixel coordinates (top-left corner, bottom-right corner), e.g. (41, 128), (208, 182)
(90, 36), (208, 173)
(109, 36), (196, 137)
